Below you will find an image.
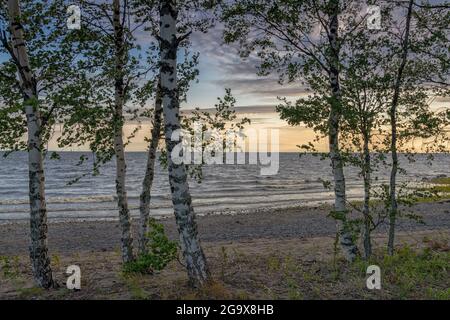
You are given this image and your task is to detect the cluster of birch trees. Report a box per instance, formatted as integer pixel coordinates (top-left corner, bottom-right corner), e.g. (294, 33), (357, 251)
(0, 0), (216, 288)
(221, 0), (449, 260)
(0, 0), (448, 290)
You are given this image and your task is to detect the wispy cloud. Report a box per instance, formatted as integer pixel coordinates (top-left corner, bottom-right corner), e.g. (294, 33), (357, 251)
(188, 25), (307, 108)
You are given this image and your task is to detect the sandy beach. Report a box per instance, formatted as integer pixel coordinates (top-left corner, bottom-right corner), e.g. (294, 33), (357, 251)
(0, 201), (449, 299)
(1, 200), (449, 255)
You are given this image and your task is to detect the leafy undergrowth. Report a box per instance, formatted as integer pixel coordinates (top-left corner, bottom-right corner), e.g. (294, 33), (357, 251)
(123, 219), (178, 275)
(352, 245), (449, 299)
(429, 177), (450, 185)
(415, 177), (450, 203)
(0, 234), (448, 300)
(225, 243), (449, 300)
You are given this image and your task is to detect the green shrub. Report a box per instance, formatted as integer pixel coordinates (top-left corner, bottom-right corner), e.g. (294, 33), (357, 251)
(124, 219), (177, 274)
(0, 256), (20, 279)
(352, 245), (449, 299)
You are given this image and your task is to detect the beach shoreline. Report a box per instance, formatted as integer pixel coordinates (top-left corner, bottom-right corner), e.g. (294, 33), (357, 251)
(1, 200), (449, 256)
(1, 202), (449, 299)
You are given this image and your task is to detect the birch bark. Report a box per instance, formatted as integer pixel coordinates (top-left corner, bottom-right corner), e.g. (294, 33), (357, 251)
(362, 133), (372, 259)
(7, 0), (53, 288)
(159, 0), (210, 286)
(138, 78), (163, 255)
(113, 0), (134, 263)
(388, 0), (414, 255)
(327, 0), (358, 261)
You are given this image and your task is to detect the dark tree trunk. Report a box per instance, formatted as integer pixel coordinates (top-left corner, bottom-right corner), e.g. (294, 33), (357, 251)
(138, 77), (163, 255)
(388, 0), (414, 256)
(362, 132), (372, 259)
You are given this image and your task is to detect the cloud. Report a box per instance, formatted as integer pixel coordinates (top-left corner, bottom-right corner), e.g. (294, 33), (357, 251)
(190, 25), (308, 103)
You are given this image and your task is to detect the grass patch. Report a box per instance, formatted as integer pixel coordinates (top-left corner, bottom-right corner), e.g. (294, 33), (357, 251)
(194, 280), (233, 299)
(353, 246), (449, 299)
(17, 286), (45, 299)
(1, 235), (448, 300)
(412, 194), (450, 203)
(429, 177), (450, 185)
(414, 177), (450, 203)
(246, 243), (450, 300)
(0, 256), (20, 279)
(120, 274), (150, 300)
(428, 185), (450, 193)
(427, 288), (450, 300)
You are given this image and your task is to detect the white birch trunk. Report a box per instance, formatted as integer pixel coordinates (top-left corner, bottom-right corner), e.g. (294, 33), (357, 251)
(159, 0), (210, 287)
(362, 133), (372, 259)
(7, 0), (53, 288)
(327, 1), (358, 262)
(388, 0), (414, 255)
(138, 78), (163, 255)
(113, 0), (134, 263)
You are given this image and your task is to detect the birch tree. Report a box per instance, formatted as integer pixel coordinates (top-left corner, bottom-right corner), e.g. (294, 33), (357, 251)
(4, 0), (53, 288)
(222, 0), (449, 260)
(221, 0), (362, 261)
(339, 0), (450, 257)
(58, 0), (156, 263)
(379, 0), (450, 254)
(138, 77), (163, 254)
(111, 0), (134, 262)
(0, 0), (80, 288)
(326, 0), (359, 261)
(157, 0), (213, 286)
(333, 36), (391, 259)
(138, 55), (200, 254)
(385, 0), (414, 256)
(275, 13), (391, 259)
(133, 0), (202, 251)
(129, 0), (214, 285)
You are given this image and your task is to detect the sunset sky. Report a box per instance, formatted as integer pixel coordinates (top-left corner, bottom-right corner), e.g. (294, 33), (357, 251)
(106, 24), (448, 153)
(8, 19), (450, 153)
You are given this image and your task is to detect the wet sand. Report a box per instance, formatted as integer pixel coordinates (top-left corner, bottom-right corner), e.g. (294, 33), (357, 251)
(1, 200), (449, 256)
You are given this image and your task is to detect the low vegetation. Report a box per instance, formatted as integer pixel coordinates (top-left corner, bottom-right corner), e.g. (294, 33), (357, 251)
(1, 233), (448, 300)
(415, 177), (450, 203)
(123, 219), (178, 275)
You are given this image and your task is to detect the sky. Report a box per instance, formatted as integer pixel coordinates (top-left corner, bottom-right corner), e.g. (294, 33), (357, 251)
(50, 22), (319, 152)
(184, 26), (302, 110)
(38, 22), (450, 152)
(182, 0), (450, 111)
(153, 25), (326, 152)
(3, 1), (450, 152)
(161, 23), (449, 153)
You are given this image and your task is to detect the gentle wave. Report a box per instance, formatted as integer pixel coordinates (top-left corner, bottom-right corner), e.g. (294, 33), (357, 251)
(0, 195), (115, 205)
(0, 152), (448, 221)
